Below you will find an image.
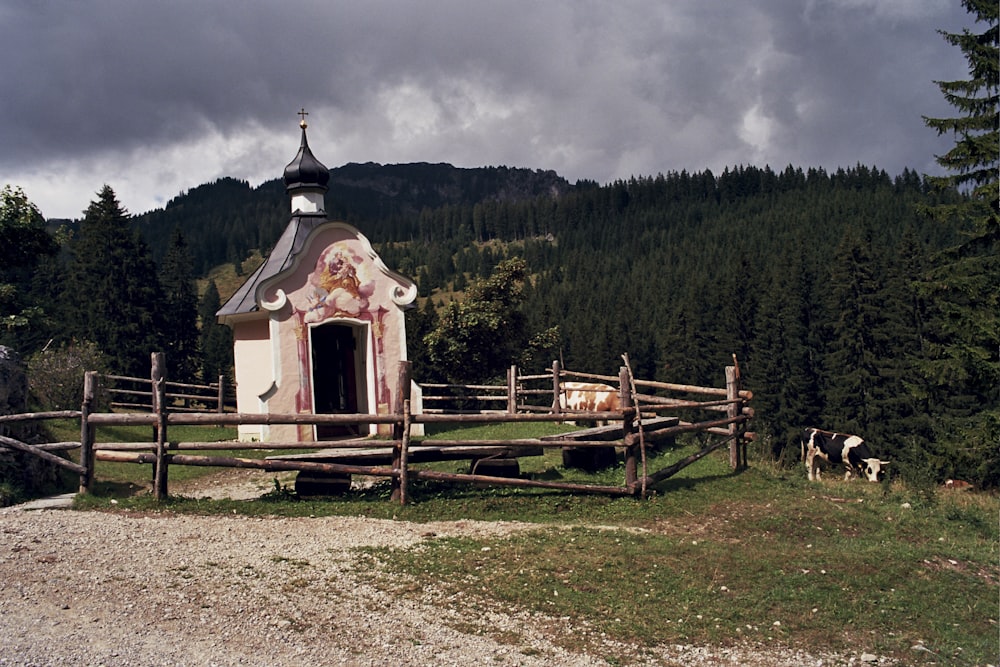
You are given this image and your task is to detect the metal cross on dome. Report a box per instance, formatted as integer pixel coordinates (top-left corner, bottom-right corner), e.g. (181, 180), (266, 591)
(298, 108), (309, 128)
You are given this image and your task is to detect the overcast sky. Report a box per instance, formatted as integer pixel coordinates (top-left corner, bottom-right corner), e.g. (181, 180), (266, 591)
(0, 0), (973, 220)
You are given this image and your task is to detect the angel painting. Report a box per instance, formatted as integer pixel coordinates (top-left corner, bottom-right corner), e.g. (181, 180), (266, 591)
(303, 243), (375, 322)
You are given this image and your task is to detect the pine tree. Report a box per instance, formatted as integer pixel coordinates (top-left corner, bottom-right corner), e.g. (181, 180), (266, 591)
(750, 243), (821, 460)
(405, 297), (440, 383)
(924, 0), (999, 214)
(198, 280), (232, 384)
(920, 0), (999, 486)
(160, 228), (200, 382)
(882, 228), (935, 440)
(822, 225), (885, 437)
(64, 186), (164, 378)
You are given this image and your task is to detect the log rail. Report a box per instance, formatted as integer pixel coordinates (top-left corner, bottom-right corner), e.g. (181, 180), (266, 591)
(0, 353), (751, 505)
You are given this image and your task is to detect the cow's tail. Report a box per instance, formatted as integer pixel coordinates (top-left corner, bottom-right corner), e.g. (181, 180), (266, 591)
(800, 431), (807, 462)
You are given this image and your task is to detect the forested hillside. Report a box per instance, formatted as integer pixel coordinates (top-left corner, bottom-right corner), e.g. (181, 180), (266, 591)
(126, 160), (993, 486)
(3, 3), (993, 493)
(375, 165), (978, 478)
(5, 160), (994, 488)
(132, 163), (571, 275)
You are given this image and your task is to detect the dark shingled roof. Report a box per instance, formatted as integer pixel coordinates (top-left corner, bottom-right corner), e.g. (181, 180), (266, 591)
(218, 119), (332, 322)
(216, 213), (326, 321)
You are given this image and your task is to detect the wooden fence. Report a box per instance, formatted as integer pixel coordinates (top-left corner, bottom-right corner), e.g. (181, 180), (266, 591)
(0, 352), (752, 505)
(105, 372), (235, 413)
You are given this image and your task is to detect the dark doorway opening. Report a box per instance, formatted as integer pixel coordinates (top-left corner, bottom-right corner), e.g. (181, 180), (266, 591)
(311, 323), (362, 439)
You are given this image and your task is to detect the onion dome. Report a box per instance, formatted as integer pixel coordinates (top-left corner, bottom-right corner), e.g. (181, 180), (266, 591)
(283, 115), (330, 192)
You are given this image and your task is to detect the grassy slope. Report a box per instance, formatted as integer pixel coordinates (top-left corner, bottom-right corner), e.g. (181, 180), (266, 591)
(368, 467), (997, 663)
(67, 423), (997, 664)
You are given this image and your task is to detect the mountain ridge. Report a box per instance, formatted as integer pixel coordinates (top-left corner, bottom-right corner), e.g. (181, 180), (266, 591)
(130, 161), (573, 274)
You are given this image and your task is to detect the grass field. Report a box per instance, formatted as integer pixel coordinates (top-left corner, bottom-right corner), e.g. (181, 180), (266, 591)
(52, 420), (1000, 664)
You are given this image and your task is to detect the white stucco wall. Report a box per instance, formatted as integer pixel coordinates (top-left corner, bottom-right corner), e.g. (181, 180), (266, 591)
(231, 318), (272, 442)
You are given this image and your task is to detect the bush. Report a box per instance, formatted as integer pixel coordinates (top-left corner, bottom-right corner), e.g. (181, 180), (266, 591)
(0, 449), (73, 507)
(0, 345), (75, 506)
(27, 341), (109, 411)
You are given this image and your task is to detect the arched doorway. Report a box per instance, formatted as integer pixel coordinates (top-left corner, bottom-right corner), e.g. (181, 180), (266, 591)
(310, 322), (368, 439)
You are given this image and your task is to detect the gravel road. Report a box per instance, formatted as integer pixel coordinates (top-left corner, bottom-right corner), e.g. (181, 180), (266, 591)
(0, 474), (885, 666)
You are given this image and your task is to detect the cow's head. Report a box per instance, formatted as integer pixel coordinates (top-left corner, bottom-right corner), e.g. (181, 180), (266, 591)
(862, 458), (889, 482)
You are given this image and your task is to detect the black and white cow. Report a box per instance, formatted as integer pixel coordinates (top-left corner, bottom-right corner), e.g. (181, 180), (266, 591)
(801, 428), (888, 482)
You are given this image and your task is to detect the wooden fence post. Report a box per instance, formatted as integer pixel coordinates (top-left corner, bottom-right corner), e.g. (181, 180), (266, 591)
(551, 360), (562, 413)
(391, 361), (412, 503)
(620, 366), (638, 489)
(507, 365), (517, 414)
(398, 399), (412, 506)
(217, 375), (226, 413)
(78, 371), (97, 494)
(152, 352), (169, 500)
(726, 365), (745, 470)
(622, 354), (647, 498)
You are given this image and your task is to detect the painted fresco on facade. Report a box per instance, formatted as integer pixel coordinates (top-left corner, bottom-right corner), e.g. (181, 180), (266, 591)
(285, 238), (396, 436)
(303, 243), (375, 322)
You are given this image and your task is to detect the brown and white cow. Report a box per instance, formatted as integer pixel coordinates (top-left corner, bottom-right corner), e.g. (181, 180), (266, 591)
(559, 382), (620, 426)
(801, 428), (888, 482)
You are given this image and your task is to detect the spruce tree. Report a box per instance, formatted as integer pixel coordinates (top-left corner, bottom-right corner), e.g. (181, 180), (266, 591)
(822, 225), (885, 437)
(924, 0), (999, 213)
(405, 297), (440, 383)
(64, 186), (164, 378)
(160, 228), (200, 382)
(882, 228), (935, 439)
(750, 242), (821, 460)
(198, 280), (232, 384)
(715, 254), (757, 374)
(748, 274), (786, 455)
(657, 286), (708, 386)
(920, 0), (999, 486)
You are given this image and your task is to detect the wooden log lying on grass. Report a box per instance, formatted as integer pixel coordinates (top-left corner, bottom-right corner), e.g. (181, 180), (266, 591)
(95, 439), (387, 451)
(412, 468), (635, 496)
(94, 450), (637, 497)
(96, 450), (400, 479)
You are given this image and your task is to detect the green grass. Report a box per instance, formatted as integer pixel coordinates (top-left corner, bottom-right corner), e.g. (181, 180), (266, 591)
(422, 420), (579, 441)
(61, 422), (999, 664)
(355, 468), (997, 664)
(45, 418), (246, 490)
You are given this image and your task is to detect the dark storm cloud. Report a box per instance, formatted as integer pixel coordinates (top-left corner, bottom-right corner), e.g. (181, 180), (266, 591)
(0, 0), (971, 218)
(2, 2), (323, 156)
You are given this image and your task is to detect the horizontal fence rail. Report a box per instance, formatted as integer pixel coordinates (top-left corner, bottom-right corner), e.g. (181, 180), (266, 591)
(103, 372), (236, 413)
(1, 353), (751, 504)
